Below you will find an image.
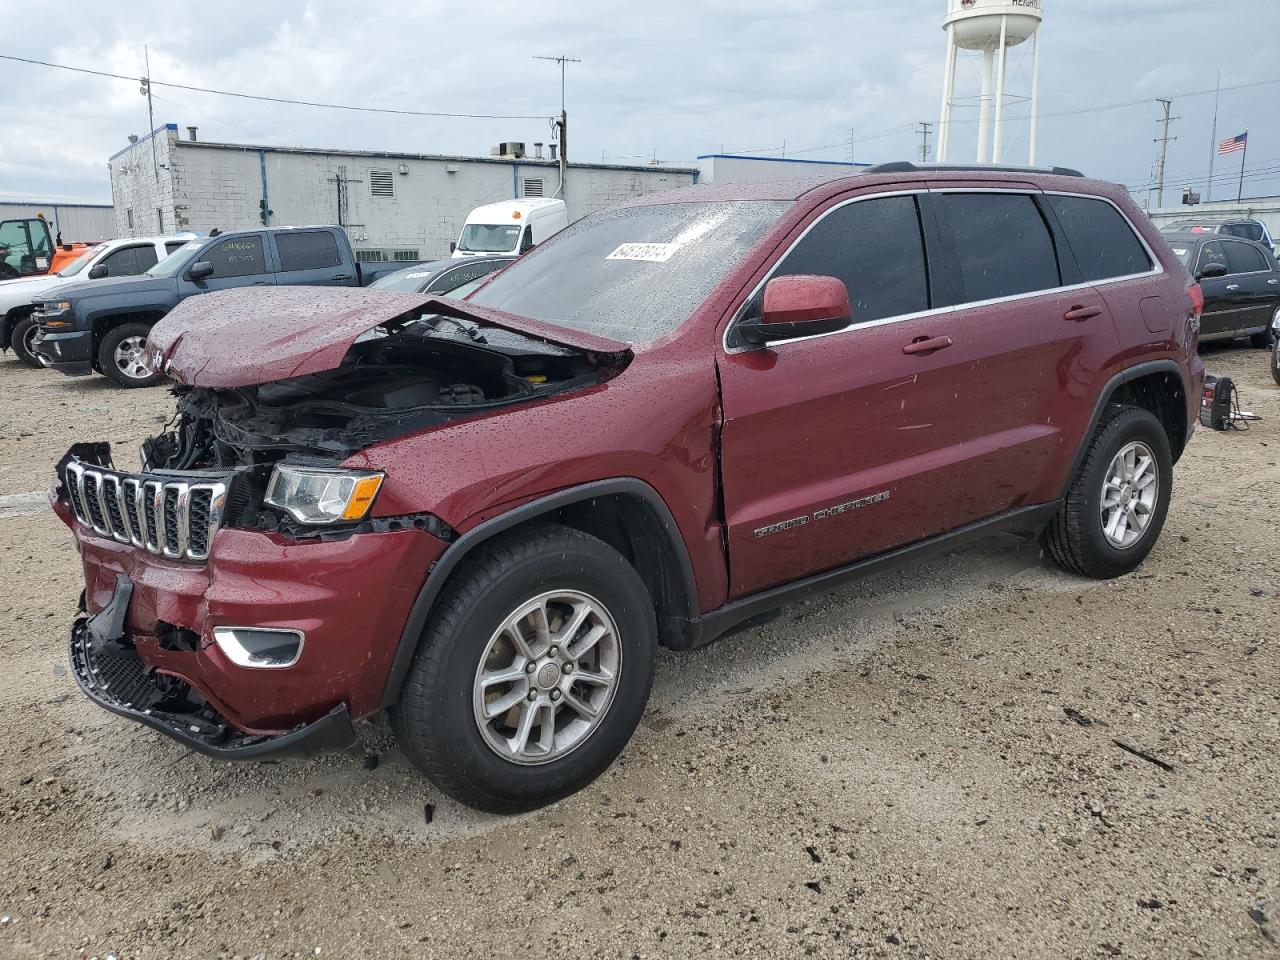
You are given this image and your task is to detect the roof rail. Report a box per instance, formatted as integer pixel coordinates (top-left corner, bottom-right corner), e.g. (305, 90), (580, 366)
(863, 161), (1085, 178)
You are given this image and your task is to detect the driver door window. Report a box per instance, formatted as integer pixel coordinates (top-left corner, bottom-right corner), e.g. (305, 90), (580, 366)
(203, 236), (266, 277)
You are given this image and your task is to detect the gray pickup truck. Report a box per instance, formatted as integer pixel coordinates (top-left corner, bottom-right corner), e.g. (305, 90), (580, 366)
(33, 226), (419, 387)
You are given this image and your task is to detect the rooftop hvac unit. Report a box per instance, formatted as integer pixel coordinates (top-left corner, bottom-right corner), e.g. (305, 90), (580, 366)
(491, 141), (527, 159)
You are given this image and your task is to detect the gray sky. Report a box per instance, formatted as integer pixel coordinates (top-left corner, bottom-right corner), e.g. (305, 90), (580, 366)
(3, 1), (1278, 206)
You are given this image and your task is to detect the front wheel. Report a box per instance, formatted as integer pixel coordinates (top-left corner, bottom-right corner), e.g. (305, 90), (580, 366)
(1272, 337), (1280, 386)
(1043, 405), (1173, 579)
(1250, 329), (1274, 350)
(392, 524), (657, 813)
(98, 322), (163, 388)
(10, 314), (48, 369)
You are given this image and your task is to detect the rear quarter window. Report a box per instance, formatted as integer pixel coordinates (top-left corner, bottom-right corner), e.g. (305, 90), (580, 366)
(1045, 195), (1152, 282)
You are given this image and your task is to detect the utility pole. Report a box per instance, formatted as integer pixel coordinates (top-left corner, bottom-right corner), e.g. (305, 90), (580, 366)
(141, 47), (158, 182)
(849, 128), (856, 163)
(534, 55), (579, 199)
(1153, 97), (1178, 209)
(917, 121), (933, 163)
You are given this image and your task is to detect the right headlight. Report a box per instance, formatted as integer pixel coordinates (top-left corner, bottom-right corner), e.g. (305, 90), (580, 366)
(264, 466), (384, 524)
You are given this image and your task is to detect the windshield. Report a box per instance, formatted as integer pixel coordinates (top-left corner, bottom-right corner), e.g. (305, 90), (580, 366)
(56, 247), (99, 278)
(457, 223), (522, 254)
(148, 239), (208, 278)
(468, 201), (788, 341)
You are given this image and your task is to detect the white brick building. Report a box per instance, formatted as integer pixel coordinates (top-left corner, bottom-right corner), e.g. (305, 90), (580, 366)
(109, 125), (697, 260)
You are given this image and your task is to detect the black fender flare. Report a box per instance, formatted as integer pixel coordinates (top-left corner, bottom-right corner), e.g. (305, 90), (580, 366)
(1061, 359), (1190, 499)
(378, 477), (700, 710)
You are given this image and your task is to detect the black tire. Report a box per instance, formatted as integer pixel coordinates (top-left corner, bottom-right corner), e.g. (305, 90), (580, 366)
(1272, 338), (1280, 387)
(391, 524), (657, 813)
(10, 313), (46, 369)
(1250, 330), (1273, 350)
(1043, 405), (1173, 579)
(97, 322), (163, 388)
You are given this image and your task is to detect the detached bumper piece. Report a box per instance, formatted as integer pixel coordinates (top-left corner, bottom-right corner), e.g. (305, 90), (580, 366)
(69, 579), (358, 760)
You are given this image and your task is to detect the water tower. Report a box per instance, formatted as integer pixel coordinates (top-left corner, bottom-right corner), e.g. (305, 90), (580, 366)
(937, 0), (1043, 165)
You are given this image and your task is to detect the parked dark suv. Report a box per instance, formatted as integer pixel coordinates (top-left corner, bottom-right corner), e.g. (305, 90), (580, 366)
(53, 163), (1203, 812)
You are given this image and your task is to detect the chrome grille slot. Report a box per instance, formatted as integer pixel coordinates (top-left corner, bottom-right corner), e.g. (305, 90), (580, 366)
(61, 459), (228, 563)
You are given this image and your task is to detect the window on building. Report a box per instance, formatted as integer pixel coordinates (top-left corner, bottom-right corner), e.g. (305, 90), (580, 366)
(936, 193), (1061, 303)
(392, 249), (420, 261)
(276, 231), (343, 272)
(1045, 195), (1152, 282)
(1222, 239), (1269, 275)
(769, 195), (930, 325)
(523, 178), (545, 198)
(356, 249), (387, 262)
(369, 170), (395, 198)
(202, 235), (266, 277)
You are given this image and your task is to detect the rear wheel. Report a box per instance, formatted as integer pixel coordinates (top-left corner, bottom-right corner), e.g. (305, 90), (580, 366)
(392, 524), (657, 813)
(10, 314), (48, 369)
(98, 322), (162, 388)
(1250, 329), (1273, 350)
(1043, 405), (1173, 579)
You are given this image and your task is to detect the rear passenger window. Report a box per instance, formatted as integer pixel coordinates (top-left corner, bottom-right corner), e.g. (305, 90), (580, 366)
(1222, 240), (1268, 275)
(134, 246), (159, 272)
(203, 236), (266, 278)
(276, 231), (343, 272)
(937, 193), (1060, 303)
(1045, 195), (1152, 281)
(771, 195), (930, 324)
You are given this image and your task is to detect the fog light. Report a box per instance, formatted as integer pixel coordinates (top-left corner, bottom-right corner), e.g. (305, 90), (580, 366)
(212, 626), (304, 669)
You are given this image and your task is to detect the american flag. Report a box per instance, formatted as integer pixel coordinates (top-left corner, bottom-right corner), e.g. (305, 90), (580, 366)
(1218, 132), (1248, 155)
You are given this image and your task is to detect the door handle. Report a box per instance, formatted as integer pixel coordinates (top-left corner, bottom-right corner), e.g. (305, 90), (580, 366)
(251, 281), (272, 285)
(333, 274), (352, 281)
(902, 335), (953, 355)
(1226, 284), (1240, 291)
(1268, 279), (1278, 285)
(1064, 304), (1103, 322)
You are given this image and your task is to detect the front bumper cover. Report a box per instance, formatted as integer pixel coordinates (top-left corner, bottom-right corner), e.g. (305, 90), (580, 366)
(69, 580), (358, 760)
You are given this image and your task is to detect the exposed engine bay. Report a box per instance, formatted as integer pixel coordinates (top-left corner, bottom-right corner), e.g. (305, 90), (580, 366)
(141, 323), (613, 472)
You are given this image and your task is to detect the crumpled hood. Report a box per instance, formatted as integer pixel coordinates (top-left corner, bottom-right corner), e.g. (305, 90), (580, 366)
(146, 286), (632, 388)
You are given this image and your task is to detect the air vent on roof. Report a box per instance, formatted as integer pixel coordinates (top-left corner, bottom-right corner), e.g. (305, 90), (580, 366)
(522, 177), (544, 198)
(369, 169), (395, 198)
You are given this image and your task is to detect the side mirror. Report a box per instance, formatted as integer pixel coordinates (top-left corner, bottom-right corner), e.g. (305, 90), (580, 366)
(449, 241), (457, 254)
(87, 263), (108, 280)
(187, 261), (214, 281)
(1196, 262), (1228, 280)
(742, 275), (852, 346)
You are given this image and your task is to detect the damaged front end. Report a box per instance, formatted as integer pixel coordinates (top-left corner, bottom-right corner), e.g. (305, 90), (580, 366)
(55, 287), (629, 758)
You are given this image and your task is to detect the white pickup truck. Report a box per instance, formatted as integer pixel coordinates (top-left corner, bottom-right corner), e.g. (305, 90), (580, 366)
(1, 233), (198, 368)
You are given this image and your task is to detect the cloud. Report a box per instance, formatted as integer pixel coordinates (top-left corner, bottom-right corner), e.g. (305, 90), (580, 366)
(1, 0), (1277, 204)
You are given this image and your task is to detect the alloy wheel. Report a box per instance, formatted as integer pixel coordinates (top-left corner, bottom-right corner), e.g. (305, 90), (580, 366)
(113, 336), (152, 381)
(22, 323), (51, 367)
(472, 590), (622, 766)
(1100, 440), (1159, 548)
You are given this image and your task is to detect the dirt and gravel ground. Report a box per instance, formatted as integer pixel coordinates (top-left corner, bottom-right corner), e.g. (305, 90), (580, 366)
(1, 346), (1277, 960)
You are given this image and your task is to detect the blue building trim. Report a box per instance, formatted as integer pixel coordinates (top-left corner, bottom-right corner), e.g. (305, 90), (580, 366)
(696, 153), (871, 168)
(109, 123), (178, 162)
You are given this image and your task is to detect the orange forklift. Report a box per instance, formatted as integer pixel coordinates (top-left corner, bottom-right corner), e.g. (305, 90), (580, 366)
(0, 214), (95, 280)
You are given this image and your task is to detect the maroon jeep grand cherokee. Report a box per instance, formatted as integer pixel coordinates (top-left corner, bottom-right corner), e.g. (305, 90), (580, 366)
(55, 163), (1204, 812)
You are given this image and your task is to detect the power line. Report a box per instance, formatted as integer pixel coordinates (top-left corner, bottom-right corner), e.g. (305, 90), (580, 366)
(0, 52), (549, 120)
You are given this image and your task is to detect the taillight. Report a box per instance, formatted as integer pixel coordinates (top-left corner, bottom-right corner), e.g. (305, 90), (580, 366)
(1189, 282), (1204, 316)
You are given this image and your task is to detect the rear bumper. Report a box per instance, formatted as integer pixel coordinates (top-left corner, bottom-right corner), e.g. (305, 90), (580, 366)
(71, 610), (359, 759)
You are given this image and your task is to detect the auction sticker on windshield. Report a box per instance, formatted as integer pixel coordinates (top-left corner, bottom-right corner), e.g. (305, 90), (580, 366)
(606, 242), (678, 263)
